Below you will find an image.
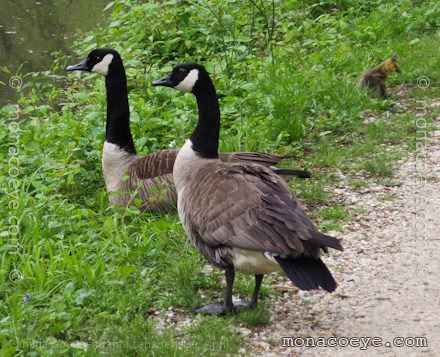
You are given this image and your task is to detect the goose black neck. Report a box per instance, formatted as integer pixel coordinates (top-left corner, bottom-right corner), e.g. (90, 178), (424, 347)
(104, 64), (136, 154)
(190, 83), (220, 159)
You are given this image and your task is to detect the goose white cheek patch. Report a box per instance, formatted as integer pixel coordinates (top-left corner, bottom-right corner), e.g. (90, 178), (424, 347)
(91, 53), (114, 76)
(175, 69), (199, 92)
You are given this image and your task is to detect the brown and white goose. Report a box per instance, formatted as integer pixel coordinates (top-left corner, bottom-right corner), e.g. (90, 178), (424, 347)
(67, 49), (310, 213)
(152, 63), (343, 314)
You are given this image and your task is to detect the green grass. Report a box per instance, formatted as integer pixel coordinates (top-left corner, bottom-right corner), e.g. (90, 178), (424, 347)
(232, 305), (271, 327)
(362, 155), (395, 178)
(291, 177), (332, 205)
(379, 193), (399, 202)
(318, 204), (351, 221)
(1, 0), (440, 355)
(316, 204), (352, 232)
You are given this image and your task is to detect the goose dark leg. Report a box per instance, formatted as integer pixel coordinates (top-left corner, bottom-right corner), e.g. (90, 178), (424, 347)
(193, 266), (236, 315)
(249, 274), (263, 308)
(193, 270), (263, 315)
(224, 267), (236, 313)
(234, 274), (264, 310)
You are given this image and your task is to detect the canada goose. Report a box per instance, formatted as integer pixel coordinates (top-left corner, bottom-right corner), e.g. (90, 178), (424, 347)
(358, 54), (401, 97)
(67, 49), (310, 213)
(152, 63), (343, 314)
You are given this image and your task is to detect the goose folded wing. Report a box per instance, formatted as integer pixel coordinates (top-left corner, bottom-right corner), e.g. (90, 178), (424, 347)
(187, 164), (342, 257)
(130, 149), (179, 179)
(127, 151), (178, 212)
(218, 152), (285, 167)
(130, 149), (285, 179)
(135, 172), (177, 210)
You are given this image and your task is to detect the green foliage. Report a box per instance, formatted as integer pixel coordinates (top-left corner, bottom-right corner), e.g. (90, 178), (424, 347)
(232, 305), (271, 326)
(318, 204), (351, 221)
(1, 0), (440, 355)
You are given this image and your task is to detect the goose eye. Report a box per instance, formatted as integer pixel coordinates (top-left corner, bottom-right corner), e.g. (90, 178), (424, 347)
(178, 68), (186, 73)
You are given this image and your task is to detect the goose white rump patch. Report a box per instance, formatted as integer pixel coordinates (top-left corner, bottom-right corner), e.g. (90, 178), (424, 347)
(91, 53), (114, 76)
(231, 247), (282, 275)
(175, 69), (199, 92)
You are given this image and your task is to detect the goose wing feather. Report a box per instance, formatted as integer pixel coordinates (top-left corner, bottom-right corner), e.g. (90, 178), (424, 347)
(125, 150), (178, 213)
(123, 150), (293, 213)
(131, 149), (179, 179)
(218, 152), (285, 166)
(180, 163), (342, 264)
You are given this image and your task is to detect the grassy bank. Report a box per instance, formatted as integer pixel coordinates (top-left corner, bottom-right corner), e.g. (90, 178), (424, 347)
(1, 0), (439, 355)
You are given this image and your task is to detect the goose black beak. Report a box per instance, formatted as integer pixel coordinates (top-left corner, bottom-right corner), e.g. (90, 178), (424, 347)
(152, 73), (173, 87)
(67, 59), (89, 72)
(396, 67), (401, 73)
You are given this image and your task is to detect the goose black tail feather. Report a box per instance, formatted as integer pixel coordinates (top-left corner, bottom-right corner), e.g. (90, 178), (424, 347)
(272, 168), (311, 179)
(310, 232), (344, 252)
(274, 256), (337, 292)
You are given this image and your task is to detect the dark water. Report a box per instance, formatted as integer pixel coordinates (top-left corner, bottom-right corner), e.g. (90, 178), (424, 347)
(0, 0), (110, 106)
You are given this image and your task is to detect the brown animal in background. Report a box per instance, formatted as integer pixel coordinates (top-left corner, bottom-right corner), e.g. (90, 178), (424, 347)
(358, 54), (401, 97)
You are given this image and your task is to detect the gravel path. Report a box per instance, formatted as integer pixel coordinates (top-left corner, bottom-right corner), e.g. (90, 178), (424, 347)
(242, 113), (440, 356)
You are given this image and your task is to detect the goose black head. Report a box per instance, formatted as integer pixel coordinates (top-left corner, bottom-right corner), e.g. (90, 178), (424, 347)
(152, 63), (212, 94)
(67, 48), (121, 76)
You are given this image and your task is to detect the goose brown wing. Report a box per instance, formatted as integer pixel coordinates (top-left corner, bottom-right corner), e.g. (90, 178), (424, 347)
(218, 152), (285, 167)
(132, 149), (292, 179)
(131, 149), (179, 179)
(123, 150), (289, 213)
(184, 163), (342, 258)
(131, 150), (286, 178)
(134, 172), (177, 213)
(127, 150), (178, 213)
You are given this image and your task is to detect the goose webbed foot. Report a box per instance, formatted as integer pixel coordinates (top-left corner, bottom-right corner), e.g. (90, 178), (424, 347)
(234, 300), (258, 310)
(193, 300), (256, 315)
(193, 302), (235, 315)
